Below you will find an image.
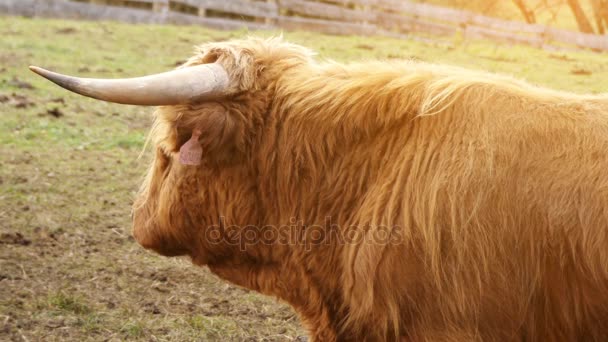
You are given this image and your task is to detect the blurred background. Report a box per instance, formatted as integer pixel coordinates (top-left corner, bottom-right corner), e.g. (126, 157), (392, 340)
(2, 0), (608, 51)
(0, 1), (606, 341)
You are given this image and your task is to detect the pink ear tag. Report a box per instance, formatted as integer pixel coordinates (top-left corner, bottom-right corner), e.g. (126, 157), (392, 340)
(179, 129), (203, 165)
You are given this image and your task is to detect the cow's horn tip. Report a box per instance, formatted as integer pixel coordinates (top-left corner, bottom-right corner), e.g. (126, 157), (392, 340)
(29, 65), (46, 75)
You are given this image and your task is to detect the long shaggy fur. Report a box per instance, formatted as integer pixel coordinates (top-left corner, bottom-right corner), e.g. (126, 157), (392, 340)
(132, 37), (608, 341)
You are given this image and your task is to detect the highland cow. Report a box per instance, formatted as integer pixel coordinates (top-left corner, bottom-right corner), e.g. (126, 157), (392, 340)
(31, 37), (608, 341)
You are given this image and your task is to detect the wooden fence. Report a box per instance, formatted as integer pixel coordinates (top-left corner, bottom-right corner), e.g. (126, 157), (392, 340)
(1, 0), (607, 52)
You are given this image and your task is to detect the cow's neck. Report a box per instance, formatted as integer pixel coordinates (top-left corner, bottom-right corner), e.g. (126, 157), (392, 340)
(204, 219), (347, 341)
(201, 83), (392, 339)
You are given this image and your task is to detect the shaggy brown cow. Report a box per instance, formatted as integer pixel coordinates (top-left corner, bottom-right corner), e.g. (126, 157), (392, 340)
(31, 37), (608, 341)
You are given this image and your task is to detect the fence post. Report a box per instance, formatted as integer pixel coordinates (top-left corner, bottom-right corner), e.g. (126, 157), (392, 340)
(198, 6), (207, 17)
(153, 0), (169, 14)
(362, 0), (372, 25)
(266, 0), (277, 25)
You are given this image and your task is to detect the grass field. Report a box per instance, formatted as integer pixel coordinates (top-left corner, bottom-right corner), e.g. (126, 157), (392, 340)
(1, 15), (607, 341)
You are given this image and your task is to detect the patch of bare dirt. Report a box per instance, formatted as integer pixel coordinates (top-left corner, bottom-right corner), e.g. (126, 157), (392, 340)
(0, 232), (31, 246)
(387, 53), (422, 61)
(7, 76), (35, 90)
(356, 44), (374, 50)
(548, 54), (576, 62)
(479, 55), (518, 63)
(44, 107), (64, 118)
(56, 27), (78, 34)
(210, 35), (232, 42)
(2, 93), (35, 108)
(571, 68), (592, 75)
(48, 97), (65, 104)
(0, 52), (21, 67)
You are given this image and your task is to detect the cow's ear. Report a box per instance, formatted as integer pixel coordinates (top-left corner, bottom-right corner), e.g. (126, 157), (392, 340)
(174, 103), (241, 163)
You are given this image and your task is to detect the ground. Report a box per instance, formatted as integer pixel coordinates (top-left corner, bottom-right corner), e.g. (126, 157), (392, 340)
(0, 15), (606, 342)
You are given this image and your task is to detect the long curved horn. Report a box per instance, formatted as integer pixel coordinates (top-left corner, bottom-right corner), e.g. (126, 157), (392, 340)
(29, 63), (229, 106)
